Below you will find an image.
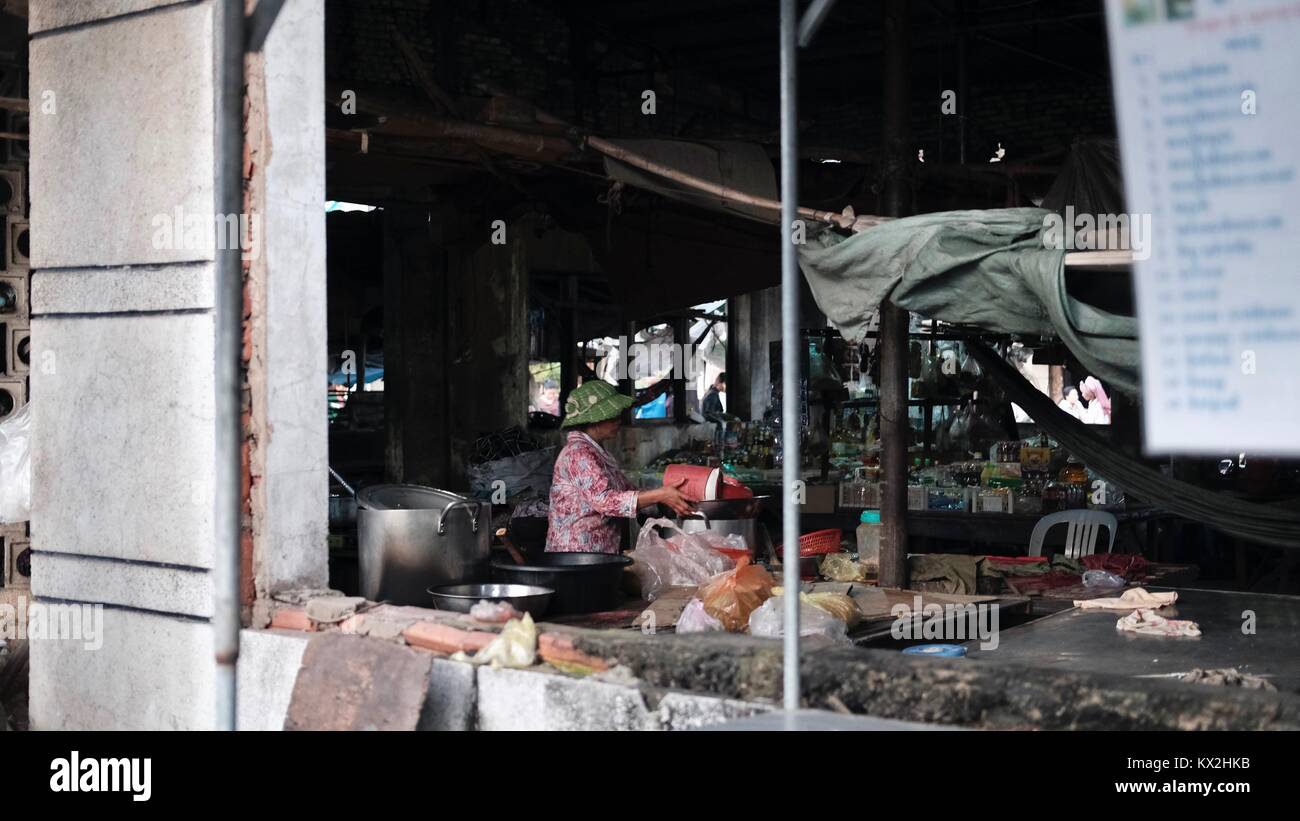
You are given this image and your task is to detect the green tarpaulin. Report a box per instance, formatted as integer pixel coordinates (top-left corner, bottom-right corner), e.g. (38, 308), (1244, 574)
(797, 207), (1140, 393)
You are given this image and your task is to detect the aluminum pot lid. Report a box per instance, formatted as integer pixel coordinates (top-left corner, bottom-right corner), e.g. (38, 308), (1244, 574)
(355, 483), (467, 511)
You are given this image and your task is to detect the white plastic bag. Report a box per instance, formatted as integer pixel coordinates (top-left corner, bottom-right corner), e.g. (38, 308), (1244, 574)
(0, 402), (30, 524)
(676, 598), (724, 634)
(630, 518), (735, 601)
(747, 595), (850, 643)
(1082, 569), (1125, 589)
(451, 613), (537, 668)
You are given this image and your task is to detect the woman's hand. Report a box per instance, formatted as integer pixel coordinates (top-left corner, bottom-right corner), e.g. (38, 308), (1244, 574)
(639, 478), (696, 518)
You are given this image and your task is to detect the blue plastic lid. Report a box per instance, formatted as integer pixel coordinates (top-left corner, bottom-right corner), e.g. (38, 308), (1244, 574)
(902, 644), (968, 658)
(859, 510), (881, 524)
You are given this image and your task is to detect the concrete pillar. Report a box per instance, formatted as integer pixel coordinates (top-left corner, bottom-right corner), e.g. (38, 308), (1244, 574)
(446, 229), (529, 484)
(247, 0), (328, 609)
(26, 0), (325, 729)
(731, 282), (825, 422)
(382, 206), (450, 488)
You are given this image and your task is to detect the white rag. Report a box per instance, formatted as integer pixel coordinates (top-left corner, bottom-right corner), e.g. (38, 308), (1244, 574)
(1116, 608), (1201, 638)
(1075, 587), (1177, 610)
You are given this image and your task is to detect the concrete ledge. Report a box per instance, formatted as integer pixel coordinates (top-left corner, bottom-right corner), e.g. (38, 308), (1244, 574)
(560, 629), (1300, 731)
(31, 552), (212, 618)
(475, 665), (771, 731)
(30, 0), (194, 34)
(32, 264), (216, 314)
(237, 628), (309, 731)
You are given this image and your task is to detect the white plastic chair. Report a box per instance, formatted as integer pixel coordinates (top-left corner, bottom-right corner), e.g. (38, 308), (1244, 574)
(1028, 510), (1118, 559)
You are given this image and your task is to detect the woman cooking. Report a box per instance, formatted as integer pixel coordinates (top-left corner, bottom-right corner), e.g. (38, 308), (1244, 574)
(546, 380), (695, 553)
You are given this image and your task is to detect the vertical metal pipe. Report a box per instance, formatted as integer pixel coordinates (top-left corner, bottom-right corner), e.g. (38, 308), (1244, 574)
(778, 0), (801, 715)
(213, 0), (245, 731)
(878, 0), (911, 590)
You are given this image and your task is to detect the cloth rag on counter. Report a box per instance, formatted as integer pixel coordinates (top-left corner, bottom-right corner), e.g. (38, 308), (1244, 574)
(908, 554), (982, 594)
(1116, 608), (1201, 638)
(1075, 587), (1177, 610)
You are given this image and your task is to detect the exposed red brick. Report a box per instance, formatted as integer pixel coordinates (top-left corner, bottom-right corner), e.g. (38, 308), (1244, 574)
(270, 606), (312, 632)
(538, 632), (610, 673)
(402, 621), (495, 655)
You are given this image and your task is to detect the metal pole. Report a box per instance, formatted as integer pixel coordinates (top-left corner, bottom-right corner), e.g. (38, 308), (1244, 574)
(213, 0), (246, 731)
(797, 0), (839, 48)
(878, 0), (911, 589)
(778, 0), (801, 716)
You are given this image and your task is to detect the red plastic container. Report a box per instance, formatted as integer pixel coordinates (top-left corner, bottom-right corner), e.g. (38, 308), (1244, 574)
(662, 464), (754, 501)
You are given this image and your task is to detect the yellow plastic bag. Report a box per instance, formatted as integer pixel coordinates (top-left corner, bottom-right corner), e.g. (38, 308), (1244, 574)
(819, 553), (867, 582)
(770, 586), (862, 628)
(802, 592), (862, 627)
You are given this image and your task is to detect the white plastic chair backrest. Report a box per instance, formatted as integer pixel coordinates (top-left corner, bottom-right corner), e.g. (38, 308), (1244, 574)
(1027, 510), (1118, 559)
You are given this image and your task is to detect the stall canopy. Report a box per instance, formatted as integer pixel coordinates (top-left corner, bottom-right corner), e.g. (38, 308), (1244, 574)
(797, 207), (1141, 394)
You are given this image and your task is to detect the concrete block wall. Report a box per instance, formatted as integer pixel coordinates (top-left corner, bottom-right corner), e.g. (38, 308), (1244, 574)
(26, 0), (326, 729)
(235, 627), (772, 732)
(248, 0), (328, 598)
(0, 17), (31, 609)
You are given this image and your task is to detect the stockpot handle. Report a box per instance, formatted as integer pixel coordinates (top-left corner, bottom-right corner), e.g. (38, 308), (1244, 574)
(438, 500), (480, 535)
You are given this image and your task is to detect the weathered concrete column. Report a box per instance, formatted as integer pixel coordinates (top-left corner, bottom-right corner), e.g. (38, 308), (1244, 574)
(877, 0), (911, 589)
(26, 0), (325, 729)
(382, 206), (450, 488)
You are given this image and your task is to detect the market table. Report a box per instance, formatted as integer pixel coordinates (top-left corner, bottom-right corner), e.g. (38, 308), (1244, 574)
(964, 587), (1300, 693)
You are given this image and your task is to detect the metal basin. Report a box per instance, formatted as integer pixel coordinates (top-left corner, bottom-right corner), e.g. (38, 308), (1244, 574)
(358, 484), (490, 606)
(491, 553), (632, 615)
(692, 495), (770, 519)
(427, 583), (554, 618)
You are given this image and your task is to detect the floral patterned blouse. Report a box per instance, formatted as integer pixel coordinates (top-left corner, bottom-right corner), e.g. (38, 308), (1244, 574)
(545, 431), (639, 553)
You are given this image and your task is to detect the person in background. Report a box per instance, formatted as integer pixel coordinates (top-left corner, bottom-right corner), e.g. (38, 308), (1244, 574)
(1078, 376), (1112, 425)
(1057, 387), (1085, 421)
(546, 380), (694, 553)
(535, 379), (561, 416)
(701, 372), (726, 418)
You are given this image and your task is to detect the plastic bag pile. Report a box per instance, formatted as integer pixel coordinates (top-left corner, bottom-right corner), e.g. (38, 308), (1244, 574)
(0, 403), (30, 524)
(630, 518), (736, 601)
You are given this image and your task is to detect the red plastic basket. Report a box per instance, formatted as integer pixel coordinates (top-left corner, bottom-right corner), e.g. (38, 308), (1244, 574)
(792, 529), (843, 557)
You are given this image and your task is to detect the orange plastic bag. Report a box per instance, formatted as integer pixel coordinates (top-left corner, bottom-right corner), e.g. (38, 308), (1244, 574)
(699, 557), (777, 632)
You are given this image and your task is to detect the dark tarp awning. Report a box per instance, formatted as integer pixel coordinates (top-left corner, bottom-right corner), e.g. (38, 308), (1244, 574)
(797, 207), (1141, 393)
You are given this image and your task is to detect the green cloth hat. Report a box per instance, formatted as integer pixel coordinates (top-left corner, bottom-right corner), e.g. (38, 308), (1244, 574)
(561, 380), (635, 428)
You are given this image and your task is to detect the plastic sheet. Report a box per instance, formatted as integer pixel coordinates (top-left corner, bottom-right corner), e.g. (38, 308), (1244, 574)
(469, 600), (522, 623)
(676, 598), (724, 634)
(630, 518), (735, 601)
(747, 596), (849, 643)
(1082, 569), (1125, 589)
(819, 553), (867, 582)
(0, 403), (31, 524)
(452, 613), (538, 668)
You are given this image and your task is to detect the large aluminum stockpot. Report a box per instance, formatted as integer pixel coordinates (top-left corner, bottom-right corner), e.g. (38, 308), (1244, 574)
(357, 484), (490, 606)
(675, 508), (773, 562)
